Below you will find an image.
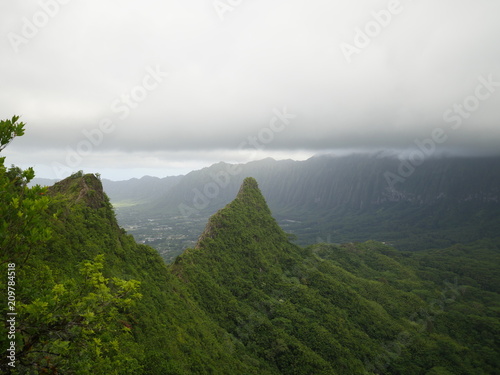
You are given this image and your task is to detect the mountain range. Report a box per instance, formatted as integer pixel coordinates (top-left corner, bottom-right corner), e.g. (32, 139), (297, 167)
(35, 154), (497, 261)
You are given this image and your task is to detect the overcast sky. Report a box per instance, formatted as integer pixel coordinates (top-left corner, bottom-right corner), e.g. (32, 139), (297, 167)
(1, 0), (499, 180)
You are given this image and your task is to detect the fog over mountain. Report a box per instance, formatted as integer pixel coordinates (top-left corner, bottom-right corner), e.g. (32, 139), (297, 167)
(1, 0), (499, 180)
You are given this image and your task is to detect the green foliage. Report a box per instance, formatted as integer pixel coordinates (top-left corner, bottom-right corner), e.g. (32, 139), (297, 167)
(1, 119), (499, 374)
(0, 116), (51, 263)
(15, 255), (143, 374)
(0, 116), (25, 152)
(0, 157), (52, 264)
(172, 178), (500, 374)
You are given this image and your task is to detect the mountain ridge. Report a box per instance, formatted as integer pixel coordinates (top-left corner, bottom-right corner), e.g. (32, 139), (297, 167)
(32, 154), (500, 210)
(105, 155), (500, 258)
(170, 176), (500, 374)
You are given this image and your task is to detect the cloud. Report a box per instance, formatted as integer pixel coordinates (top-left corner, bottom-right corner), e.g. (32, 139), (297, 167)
(1, 0), (499, 179)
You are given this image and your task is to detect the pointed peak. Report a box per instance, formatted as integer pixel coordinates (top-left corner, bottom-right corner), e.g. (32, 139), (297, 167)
(234, 177), (270, 213)
(193, 177), (279, 249)
(237, 177), (259, 197)
(241, 176), (259, 187)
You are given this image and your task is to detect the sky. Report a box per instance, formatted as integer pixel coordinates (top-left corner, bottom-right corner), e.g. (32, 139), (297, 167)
(1, 0), (499, 180)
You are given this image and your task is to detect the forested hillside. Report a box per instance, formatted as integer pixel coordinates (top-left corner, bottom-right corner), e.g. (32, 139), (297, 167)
(171, 177), (500, 374)
(2, 118), (499, 374)
(0, 174), (252, 373)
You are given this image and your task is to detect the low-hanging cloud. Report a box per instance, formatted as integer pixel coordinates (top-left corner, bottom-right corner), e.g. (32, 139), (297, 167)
(1, 0), (499, 179)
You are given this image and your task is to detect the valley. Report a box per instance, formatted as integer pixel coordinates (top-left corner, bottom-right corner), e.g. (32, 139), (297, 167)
(102, 154), (500, 262)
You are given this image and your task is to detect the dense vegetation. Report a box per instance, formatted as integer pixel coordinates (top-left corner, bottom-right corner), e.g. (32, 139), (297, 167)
(2, 117), (499, 374)
(172, 177), (500, 374)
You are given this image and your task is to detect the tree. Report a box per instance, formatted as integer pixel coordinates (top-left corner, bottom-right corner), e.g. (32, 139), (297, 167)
(0, 116), (25, 152)
(0, 116), (51, 264)
(13, 255), (143, 374)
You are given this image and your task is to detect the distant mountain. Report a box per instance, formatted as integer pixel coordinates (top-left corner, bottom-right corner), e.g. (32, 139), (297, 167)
(110, 154), (500, 257)
(151, 154), (500, 215)
(101, 175), (183, 205)
(30, 177), (59, 187)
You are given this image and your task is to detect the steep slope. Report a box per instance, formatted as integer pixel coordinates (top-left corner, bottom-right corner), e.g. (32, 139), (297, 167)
(1, 172), (259, 374)
(171, 177), (500, 374)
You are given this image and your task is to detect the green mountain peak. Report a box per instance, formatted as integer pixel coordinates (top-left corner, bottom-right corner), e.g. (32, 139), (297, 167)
(234, 177), (271, 213)
(236, 176), (262, 198)
(193, 177), (286, 252)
